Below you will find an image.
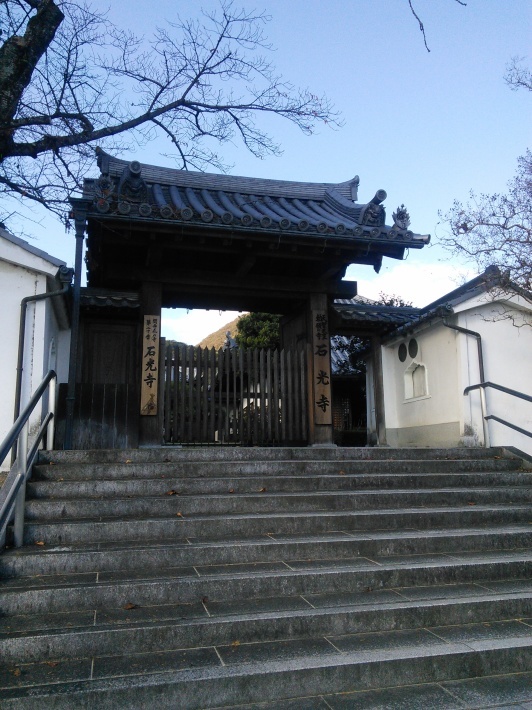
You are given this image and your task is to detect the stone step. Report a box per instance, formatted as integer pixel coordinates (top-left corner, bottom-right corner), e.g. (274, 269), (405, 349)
(2, 446), (530, 707)
(32, 456), (523, 480)
(23, 487), (532, 521)
(26, 470), (532, 497)
(20, 504), (532, 545)
(0, 624), (530, 709)
(37, 446), (519, 464)
(1, 586), (530, 663)
(1, 552), (530, 615)
(2, 525), (530, 577)
(208, 671), (532, 709)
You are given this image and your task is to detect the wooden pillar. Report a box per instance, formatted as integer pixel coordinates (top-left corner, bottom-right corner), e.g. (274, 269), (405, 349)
(139, 282), (163, 446)
(371, 335), (387, 446)
(307, 293), (334, 447)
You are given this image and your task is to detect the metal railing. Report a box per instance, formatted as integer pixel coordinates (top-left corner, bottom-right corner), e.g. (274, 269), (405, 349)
(464, 381), (532, 446)
(0, 370), (57, 549)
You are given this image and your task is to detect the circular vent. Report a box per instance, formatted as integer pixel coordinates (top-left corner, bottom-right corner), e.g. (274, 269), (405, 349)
(118, 201), (131, 215)
(138, 203), (152, 217)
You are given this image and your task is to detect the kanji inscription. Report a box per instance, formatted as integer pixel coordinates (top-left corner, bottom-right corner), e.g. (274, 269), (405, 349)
(312, 310), (332, 425)
(140, 315), (160, 415)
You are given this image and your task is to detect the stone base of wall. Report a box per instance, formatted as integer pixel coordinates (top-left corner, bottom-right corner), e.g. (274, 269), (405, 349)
(386, 421), (462, 448)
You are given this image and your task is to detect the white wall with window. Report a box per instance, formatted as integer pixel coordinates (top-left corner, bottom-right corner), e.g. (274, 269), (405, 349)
(375, 286), (532, 454)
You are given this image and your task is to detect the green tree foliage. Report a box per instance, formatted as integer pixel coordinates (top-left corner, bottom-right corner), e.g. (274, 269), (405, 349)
(235, 313), (281, 350)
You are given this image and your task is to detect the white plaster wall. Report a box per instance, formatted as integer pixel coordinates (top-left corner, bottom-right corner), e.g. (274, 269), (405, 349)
(378, 291), (532, 453)
(383, 325), (461, 446)
(0, 239), (66, 470)
(456, 300), (532, 455)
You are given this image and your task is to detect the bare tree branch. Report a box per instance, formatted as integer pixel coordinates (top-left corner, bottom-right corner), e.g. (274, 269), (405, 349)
(438, 151), (532, 291)
(438, 59), (530, 292)
(407, 0), (467, 52)
(505, 56), (532, 92)
(0, 0), (468, 224)
(0, 0), (341, 222)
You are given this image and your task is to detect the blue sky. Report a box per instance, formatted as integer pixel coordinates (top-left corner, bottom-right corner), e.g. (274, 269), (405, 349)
(12, 0), (532, 343)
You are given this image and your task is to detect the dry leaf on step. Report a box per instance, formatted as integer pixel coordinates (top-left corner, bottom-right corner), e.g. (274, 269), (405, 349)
(123, 602), (139, 610)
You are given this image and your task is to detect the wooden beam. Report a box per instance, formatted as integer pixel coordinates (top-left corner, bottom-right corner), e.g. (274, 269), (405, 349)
(236, 256), (256, 277)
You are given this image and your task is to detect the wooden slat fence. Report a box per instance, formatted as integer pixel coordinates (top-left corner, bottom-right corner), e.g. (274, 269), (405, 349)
(163, 345), (308, 445)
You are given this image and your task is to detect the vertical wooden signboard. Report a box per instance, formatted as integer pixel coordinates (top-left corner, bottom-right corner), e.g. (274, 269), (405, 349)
(312, 310), (332, 425)
(141, 315), (160, 415)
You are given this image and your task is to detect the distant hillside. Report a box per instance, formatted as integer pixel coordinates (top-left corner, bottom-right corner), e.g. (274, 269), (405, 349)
(197, 316), (242, 350)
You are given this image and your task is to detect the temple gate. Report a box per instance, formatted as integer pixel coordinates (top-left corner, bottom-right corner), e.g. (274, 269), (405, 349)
(60, 151), (428, 448)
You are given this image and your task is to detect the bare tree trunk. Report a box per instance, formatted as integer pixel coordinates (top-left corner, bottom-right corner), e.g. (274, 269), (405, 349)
(0, 0), (63, 155)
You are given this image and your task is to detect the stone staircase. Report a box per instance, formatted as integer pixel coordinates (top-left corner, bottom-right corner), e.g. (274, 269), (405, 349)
(0, 446), (531, 709)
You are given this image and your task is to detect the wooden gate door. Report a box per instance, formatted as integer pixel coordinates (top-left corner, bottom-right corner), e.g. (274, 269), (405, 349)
(163, 345), (308, 445)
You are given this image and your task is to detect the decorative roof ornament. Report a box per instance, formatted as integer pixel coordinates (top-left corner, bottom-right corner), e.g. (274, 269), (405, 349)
(350, 175), (360, 202)
(359, 190), (387, 227)
(117, 160), (148, 203)
(392, 204), (411, 230)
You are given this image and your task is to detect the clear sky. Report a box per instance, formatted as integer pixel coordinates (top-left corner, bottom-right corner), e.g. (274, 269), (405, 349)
(11, 0), (532, 344)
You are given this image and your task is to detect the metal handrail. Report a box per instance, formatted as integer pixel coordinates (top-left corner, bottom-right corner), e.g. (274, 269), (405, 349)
(0, 370), (57, 548)
(464, 381), (532, 403)
(485, 415), (532, 439)
(464, 380), (532, 446)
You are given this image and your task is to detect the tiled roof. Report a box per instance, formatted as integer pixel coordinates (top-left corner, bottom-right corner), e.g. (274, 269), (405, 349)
(332, 268), (529, 342)
(80, 288), (139, 309)
(333, 301), (421, 326)
(82, 151), (430, 248)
